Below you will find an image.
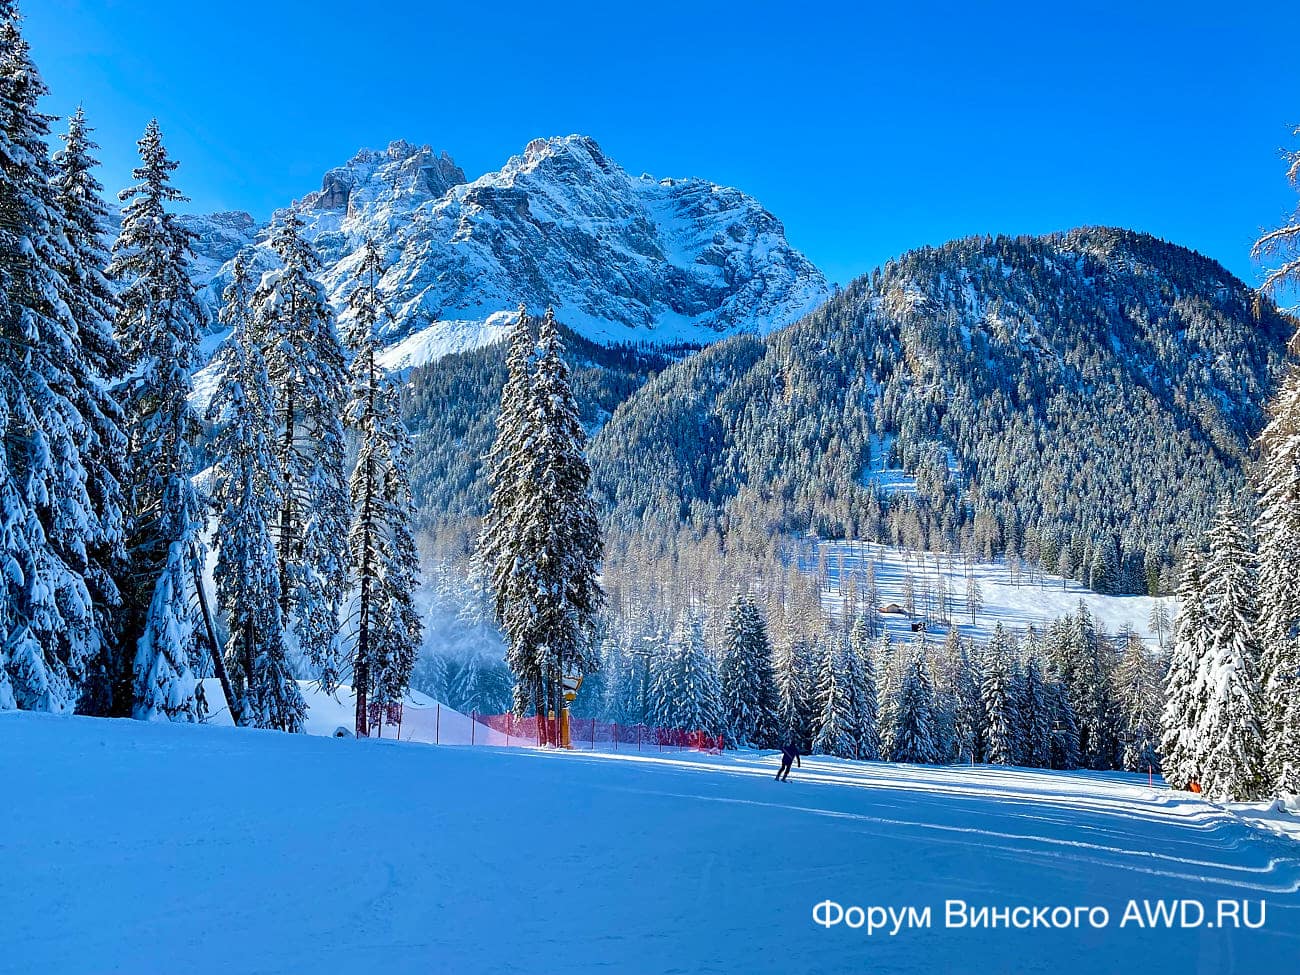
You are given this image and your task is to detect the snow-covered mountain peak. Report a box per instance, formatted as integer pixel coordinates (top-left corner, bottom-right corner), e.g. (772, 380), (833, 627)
(188, 134), (830, 367)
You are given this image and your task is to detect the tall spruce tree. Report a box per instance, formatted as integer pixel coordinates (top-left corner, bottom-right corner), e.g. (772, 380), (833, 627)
(479, 306), (540, 718)
(107, 120), (207, 721)
(501, 308), (605, 740)
(209, 252), (303, 731)
(649, 612), (723, 733)
(1019, 655), (1053, 769)
(981, 626), (1019, 766)
(1197, 504), (1266, 800)
(343, 240), (421, 735)
(890, 651), (939, 764)
(1160, 555), (1211, 789)
(1045, 662), (1082, 770)
(1254, 356), (1300, 795)
(719, 592), (778, 747)
(847, 614), (881, 760)
(949, 639), (984, 764)
(1252, 125), (1300, 796)
(774, 635), (816, 749)
(50, 105), (128, 714)
(812, 635), (856, 757)
(253, 213), (349, 689)
(0, 13), (125, 714)
(1115, 628), (1162, 773)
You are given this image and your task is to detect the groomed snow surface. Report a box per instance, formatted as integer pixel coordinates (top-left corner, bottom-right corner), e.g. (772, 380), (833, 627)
(809, 540), (1172, 648)
(3, 712), (1297, 974)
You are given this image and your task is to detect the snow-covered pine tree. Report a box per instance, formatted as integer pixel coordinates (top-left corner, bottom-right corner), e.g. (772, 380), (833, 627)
(1019, 655), (1053, 769)
(1160, 554), (1210, 789)
(649, 612), (723, 734)
(1197, 503), (1267, 800)
(1045, 661), (1081, 770)
(812, 635), (856, 757)
(875, 632), (901, 757)
(1254, 353), (1300, 795)
(209, 252), (303, 731)
(49, 105), (128, 715)
(478, 307), (542, 719)
(848, 614), (881, 760)
(0, 8), (129, 715)
(1115, 628), (1162, 773)
(949, 638), (984, 764)
(253, 213), (349, 690)
(719, 592), (779, 747)
(1053, 602), (1118, 769)
(501, 308), (605, 739)
(342, 240), (422, 735)
(981, 625), (1019, 766)
(107, 120), (207, 721)
(774, 634), (816, 749)
(1251, 126), (1300, 796)
(890, 651), (939, 764)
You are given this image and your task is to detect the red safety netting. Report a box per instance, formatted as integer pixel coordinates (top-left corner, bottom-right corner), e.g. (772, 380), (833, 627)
(473, 712), (724, 753)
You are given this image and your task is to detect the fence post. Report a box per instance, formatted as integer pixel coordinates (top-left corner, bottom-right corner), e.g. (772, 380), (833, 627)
(637, 725), (642, 752)
(613, 722), (618, 752)
(436, 703), (440, 745)
(591, 719), (596, 751)
(471, 710), (476, 746)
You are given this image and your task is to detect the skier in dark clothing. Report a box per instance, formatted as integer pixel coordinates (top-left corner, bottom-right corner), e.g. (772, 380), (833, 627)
(776, 743), (801, 781)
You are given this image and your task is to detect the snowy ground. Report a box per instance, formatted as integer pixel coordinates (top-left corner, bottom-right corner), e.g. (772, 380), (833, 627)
(3, 712), (1297, 974)
(806, 541), (1171, 648)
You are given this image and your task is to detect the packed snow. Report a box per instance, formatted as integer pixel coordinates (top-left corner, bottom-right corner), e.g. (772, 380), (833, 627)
(2, 712), (1296, 974)
(805, 540), (1173, 647)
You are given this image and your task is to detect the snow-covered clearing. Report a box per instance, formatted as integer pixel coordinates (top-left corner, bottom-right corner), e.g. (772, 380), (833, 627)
(806, 540), (1171, 647)
(2, 712), (1296, 974)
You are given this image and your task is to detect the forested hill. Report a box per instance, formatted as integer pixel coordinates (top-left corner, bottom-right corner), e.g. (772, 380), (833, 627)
(587, 228), (1295, 593)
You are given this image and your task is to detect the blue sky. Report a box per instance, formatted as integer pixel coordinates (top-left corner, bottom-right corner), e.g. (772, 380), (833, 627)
(25, 0), (1300, 287)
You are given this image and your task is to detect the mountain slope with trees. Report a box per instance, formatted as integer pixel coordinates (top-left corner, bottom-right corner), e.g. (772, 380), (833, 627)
(588, 228), (1294, 593)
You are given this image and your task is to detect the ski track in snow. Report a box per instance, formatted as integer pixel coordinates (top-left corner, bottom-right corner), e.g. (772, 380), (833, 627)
(2, 712), (1297, 975)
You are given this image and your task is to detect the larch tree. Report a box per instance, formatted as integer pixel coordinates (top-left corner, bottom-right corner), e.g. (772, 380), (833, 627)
(342, 239), (421, 736)
(1251, 125), (1300, 299)
(107, 119), (207, 722)
(253, 213), (349, 689)
(209, 252), (303, 732)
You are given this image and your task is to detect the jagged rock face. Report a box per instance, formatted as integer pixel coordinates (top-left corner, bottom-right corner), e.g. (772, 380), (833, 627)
(189, 135), (829, 363)
(178, 210), (260, 282)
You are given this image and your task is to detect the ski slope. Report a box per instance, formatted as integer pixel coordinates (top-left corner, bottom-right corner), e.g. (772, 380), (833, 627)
(3, 713), (1297, 974)
(807, 540), (1172, 647)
